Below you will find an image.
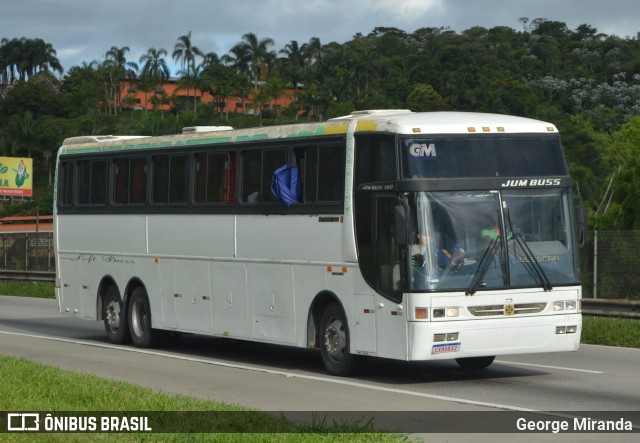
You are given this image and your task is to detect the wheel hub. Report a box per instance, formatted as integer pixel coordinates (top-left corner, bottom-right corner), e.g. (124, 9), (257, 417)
(324, 318), (346, 360)
(105, 300), (121, 332)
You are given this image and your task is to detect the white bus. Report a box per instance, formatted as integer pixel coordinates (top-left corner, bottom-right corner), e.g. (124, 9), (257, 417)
(54, 110), (584, 375)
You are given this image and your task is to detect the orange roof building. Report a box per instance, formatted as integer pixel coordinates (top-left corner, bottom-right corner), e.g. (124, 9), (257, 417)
(119, 78), (299, 115)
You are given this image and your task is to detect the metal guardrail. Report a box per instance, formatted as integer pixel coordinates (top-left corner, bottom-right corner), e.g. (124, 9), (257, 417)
(0, 269), (636, 320)
(0, 270), (55, 282)
(581, 298), (640, 319)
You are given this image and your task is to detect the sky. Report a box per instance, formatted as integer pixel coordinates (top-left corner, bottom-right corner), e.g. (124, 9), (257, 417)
(1, 0), (639, 76)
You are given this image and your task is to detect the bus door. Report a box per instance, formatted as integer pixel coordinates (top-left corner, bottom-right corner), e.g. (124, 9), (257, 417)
(357, 194), (408, 360)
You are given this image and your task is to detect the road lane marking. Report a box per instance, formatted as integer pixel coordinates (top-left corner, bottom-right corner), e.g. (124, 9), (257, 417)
(496, 360), (604, 374)
(0, 330), (601, 411)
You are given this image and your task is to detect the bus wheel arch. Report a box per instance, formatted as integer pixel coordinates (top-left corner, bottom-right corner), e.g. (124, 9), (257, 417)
(309, 292), (361, 376)
(99, 278), (130, 344)
(125, 282), (158, 348)
(307, 291), (342, 349)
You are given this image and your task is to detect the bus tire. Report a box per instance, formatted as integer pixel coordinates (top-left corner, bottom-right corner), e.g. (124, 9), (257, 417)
(455, 356), (495, 370)
(103, 286), (130, 344)
(128, 287), (157, 348)
(319, 302), (361, 376)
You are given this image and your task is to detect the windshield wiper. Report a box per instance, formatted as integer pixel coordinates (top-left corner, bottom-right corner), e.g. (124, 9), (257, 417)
(511, 232), (553, 291)
(506, 213), (552, 291)
(466, 238), (501, 296)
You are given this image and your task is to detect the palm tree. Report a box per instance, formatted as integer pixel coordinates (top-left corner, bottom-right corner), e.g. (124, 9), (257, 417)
(222, 44), (251, 113)
(177, 63), (206, 112)
(279, 40), (304, 92)
(139, 48), (170, 82)
(201, 51), (220, 68)
(139, 48), (170, 111)
(172, 31), (204, 70)
(0, 37), (62, 85)
(231, 32), (275, 91)
(301, 37), (323, 72)
(172, 32), (204, 111)
(103, 46), (138, 113)
(263, 76), (288, 121)
(27, 38), (63, 77)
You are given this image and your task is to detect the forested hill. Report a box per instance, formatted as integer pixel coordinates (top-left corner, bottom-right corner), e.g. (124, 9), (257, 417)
(1, 18), (640, 228)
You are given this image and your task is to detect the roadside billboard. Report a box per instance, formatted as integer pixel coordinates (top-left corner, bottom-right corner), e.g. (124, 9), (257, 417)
(0, 157), (33, 197)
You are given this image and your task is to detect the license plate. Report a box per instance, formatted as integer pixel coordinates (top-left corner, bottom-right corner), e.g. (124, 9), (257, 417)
(431, 342), (461, 355)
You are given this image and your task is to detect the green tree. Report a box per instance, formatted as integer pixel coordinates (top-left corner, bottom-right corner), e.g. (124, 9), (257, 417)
(231, 32), (275, 91)
(221, 43), (251, 114)
(172, 32), (204, 112)
(0, 37), (62, 84)
(176, 63), (206, 113)
(172, 31), (204, 72)
(202, 63), (246, 119)
(61, 63), (102, 117)
(592, 116), (640, 229)
(262, 76), (288, 121)
(0, 72), (64, 122)
(279, 40), (304, 93)
(139, 48), (171, 112)
(101, 46), (138, 114)
(407, 83), (445, 111)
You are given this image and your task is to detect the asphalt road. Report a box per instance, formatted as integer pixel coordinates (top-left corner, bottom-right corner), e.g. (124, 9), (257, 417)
(1, 295), (638, 442)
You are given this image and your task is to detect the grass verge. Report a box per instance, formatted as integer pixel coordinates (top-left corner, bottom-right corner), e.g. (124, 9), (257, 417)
(0, 280), (55, 298)
(0, 355), (408, 442)
(581, 315), (640, 348)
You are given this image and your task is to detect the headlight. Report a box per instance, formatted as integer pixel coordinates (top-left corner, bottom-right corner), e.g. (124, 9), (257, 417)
(553, 300), (578, 312)
(565, 300), (577, 311)
(433, 307), (460, 318)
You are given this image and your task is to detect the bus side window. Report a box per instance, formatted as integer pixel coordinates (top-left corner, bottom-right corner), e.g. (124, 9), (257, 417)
(152, 155), (187, 205)
(242, 150), (261, 202)
(129, 158), (147, 204)
(294, 144), (344, 203)
(261, 150), (286, 203)
(195, 152), (235, 204)
(317, 145), (344, 202)
(58, 161), (74, 207)
(152, 155), (169, 204)
(113, 158), (129, 204)
(241, 148), (286, 203)
(295, 146), (317, 202)
(169, 156), (188, 204)
(354, 134), (397, 185)
(77, 159), (107, 206)
(114, 157), (146, 205)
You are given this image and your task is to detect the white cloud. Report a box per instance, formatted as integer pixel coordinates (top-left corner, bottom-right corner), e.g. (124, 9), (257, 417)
(371, 0), (443, 22)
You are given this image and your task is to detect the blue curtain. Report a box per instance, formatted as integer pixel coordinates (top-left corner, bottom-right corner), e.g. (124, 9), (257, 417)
(271, 165), (302, 206)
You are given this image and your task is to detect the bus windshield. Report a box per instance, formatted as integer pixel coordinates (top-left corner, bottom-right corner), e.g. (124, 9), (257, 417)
(406, 189), (578, 293)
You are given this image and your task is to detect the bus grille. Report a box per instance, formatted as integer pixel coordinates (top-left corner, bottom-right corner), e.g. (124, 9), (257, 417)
(468, 303), (547, 316)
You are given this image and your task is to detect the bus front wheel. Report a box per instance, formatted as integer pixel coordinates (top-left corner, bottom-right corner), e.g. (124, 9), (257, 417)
(103, 286), (130, 344)
(128, 287), (157, 348)
(455, 356), (495, 370)
(319, 303), (361, 376)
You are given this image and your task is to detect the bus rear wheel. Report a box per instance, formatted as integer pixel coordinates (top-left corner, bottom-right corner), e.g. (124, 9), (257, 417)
(319, 303), (361, 376)
(103, 286), (130, 344)
(128, 287), (158, 348)
(455, 356), (495, 370)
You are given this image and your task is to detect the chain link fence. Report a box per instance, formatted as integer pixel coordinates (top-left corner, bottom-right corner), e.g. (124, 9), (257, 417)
(0, 232), (55, 272)
(0, 230), (636, 300)
(581, 230), (640, 301)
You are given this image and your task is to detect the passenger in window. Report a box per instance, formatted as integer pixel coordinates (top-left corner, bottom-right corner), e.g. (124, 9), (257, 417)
(412, 232), (464, 278)
(481, 215), (513, 242)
